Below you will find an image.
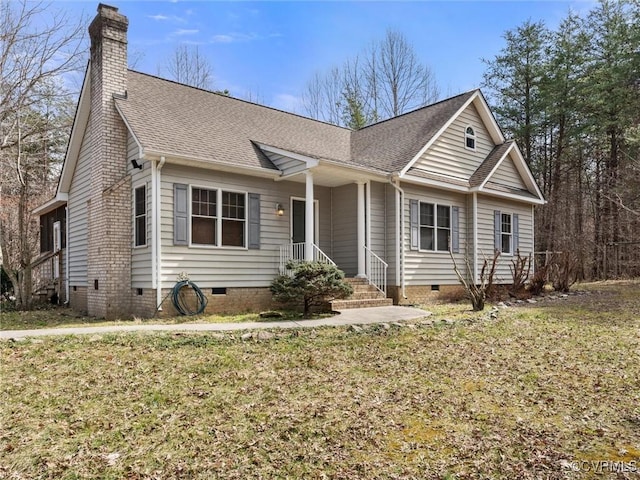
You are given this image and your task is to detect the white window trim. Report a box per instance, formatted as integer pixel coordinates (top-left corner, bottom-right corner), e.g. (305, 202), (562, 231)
(418, 201), (451, 253)
(133, 182), (147, 249)
(188, 184), (248, 250)
(501, 212), (513, 255)
(464, 125), (476, 151)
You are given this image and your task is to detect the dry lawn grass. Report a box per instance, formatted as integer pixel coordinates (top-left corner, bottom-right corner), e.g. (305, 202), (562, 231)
(0, 308), (311, 331)
(1, 281), (639, 479)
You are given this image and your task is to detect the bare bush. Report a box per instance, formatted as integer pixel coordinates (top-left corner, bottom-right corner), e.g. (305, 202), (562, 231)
(451, 250), (500, 311)
(550, 251), (579, 292)
(509, 250), (531, 297)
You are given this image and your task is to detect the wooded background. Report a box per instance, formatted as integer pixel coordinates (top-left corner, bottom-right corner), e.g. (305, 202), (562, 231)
(482, 0), (639, 280)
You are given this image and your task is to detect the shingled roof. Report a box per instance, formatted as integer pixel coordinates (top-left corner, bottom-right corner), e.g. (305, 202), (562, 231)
(114, 71), (478, 174)
(469, 140), (514, 187)
(115, 71), (352, 171)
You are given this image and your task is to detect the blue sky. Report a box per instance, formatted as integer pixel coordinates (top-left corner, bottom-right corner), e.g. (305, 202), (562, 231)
(57, 0), (593, 113)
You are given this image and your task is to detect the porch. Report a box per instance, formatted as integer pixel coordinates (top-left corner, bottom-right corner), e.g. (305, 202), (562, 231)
(261, 145), (391, 304)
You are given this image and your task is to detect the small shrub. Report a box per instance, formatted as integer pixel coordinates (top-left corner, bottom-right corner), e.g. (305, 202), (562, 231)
(271, 261), (353, 317)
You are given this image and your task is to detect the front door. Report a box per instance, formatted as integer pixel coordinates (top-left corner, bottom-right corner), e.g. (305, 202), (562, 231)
(290, 198), (319, 244)
(292, 199), (306, 243)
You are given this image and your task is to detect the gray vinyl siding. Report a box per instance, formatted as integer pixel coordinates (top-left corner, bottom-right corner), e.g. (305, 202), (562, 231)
(330, 183), (357, 277)
(369, 181), (386, 260)
(127, 134), (152, 288)
(385, 183), (398, 285)
(485, 153), (528, 191)
(476, 195), (534, 283)
(159, 164), (331, 288)
(413, 104), (494, 180)
(402, 183), (468, 285)
(67, 121), (91, 286)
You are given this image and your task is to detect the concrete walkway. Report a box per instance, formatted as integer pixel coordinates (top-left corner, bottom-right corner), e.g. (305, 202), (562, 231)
(0, 306), (427, 340)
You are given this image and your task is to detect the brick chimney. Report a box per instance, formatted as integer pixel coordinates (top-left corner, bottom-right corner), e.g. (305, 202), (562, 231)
(86, 4), (131, 318)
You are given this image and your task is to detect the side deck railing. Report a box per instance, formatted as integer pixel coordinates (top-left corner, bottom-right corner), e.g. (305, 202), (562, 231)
(31, 250), (63, 296)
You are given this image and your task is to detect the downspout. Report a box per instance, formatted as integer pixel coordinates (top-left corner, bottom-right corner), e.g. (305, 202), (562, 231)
(531, 204), (535, 277)
(64, 205), (70, 304)
(151, 158), (157, 291)
(156, 156), (166, 310)
(388, 175), (407, 299)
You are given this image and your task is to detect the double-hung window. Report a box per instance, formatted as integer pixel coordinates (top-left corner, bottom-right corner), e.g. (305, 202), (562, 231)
(134, 185), (146, 247)
(501, 213), (512, 254)
(191, 187), (246, 247)
(192, 188), (217, 245)
(419, 202), (451, 251)
(221, 191), (245, 247)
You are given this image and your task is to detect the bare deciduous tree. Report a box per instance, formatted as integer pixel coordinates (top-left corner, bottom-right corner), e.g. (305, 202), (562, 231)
(303, 29), (439, 127)
(375, 29), (440, 118)
(160, 45), (214, 90)
(0, 0), (84, 309)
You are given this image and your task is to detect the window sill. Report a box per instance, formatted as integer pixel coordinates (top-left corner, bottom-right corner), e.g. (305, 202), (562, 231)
(188, 244), (248, 251)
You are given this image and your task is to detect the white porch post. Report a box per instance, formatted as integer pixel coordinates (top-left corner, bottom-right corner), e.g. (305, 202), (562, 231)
(357, 181), (366, 277)
(305, 171), (314, 261)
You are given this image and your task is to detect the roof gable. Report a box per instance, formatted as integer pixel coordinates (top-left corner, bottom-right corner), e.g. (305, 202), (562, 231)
(350, 90), (476, 173)
(399, 90), (505, 177)
(408, 101), (498, 181)
(470, 141), (544, 203)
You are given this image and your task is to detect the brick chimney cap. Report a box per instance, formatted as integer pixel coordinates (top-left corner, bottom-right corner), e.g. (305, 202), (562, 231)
(97, 3), (119, 13)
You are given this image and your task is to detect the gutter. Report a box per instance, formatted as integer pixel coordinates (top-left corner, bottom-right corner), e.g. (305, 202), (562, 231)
(388, 174), (407, 300)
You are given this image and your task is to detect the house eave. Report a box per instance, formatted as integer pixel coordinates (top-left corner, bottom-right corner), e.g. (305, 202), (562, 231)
(471, 186), (546, 205)
(57, 63), (91, 194)
(143, 149), (282, 179)
(33, 193), (69, 216)
(114, 99), (145, 159)
(400, 173), (471, 193)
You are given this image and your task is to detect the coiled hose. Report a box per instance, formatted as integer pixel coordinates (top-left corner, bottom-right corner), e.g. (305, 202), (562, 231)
(171, 280), (208, 315)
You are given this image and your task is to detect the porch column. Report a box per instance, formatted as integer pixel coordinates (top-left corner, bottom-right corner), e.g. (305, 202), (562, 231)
(305, 171), (314, 261)
(356, 181), (366, 277)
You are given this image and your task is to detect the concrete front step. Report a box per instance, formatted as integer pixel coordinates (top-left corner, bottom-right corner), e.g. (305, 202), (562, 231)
(336, 277), (392, 309)
(331, 298), (394, 310)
